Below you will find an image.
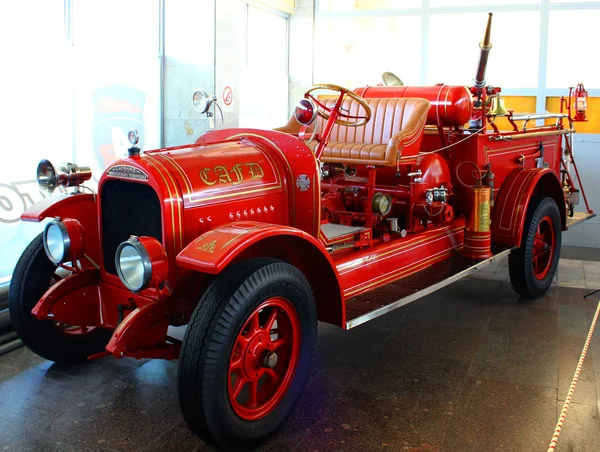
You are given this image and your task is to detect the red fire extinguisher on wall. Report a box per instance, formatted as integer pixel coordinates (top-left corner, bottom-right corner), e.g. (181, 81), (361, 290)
(573, 83), (589, 122)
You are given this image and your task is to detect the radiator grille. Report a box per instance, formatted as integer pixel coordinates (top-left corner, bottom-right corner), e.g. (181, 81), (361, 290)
(101, 180), (162, 274)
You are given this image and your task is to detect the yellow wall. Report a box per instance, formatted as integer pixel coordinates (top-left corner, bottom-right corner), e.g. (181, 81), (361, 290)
(491, 96), (537, 131)
(491, 96), (599, 133)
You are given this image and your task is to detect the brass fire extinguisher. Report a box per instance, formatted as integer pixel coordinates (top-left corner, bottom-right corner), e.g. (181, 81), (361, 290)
(457, 161), (492, 259)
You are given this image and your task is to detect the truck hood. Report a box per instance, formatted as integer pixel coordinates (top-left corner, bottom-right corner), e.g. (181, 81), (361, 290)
(143, 139), (283, 208)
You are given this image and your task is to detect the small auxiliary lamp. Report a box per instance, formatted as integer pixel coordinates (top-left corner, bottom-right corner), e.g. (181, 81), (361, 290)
(573, 83), (589, 122)
(193, 89), (221, 130)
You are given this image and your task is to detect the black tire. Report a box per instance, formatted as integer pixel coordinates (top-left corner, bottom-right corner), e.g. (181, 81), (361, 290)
(8, 233), (112, 363)
(509, 196), (561, 298)
(178, 258), (317, 451)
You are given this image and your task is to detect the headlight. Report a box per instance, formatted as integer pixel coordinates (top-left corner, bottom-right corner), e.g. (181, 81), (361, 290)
(43, 220), (69, 263)
(115, 236), (168, 292)
(42, 218), (86, 264)
(36, 160), (92, 194)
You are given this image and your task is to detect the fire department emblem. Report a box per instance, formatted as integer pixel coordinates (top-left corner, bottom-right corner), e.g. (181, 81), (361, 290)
(296, 174), (310, 192)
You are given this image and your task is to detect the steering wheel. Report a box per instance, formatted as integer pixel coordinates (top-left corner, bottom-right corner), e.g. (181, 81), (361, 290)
(305, 84), (371, 127)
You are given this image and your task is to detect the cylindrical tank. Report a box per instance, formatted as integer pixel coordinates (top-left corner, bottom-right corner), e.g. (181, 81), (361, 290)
(464, 187), (492, 259)
(354, 84), (473, 127)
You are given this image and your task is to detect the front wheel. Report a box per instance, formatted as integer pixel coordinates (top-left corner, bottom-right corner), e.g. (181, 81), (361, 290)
(9, 233), (112, 363)
(178, 258), (317, 450)
(509, 196), (562, 298)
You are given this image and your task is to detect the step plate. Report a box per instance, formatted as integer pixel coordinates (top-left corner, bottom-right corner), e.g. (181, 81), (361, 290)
(566, 211), (596, 229)
(321, 223), (369, 240)
(345, 248), (513, 329)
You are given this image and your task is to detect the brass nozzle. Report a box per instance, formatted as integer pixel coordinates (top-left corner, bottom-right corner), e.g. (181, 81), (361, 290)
(480, 12), (493, 50)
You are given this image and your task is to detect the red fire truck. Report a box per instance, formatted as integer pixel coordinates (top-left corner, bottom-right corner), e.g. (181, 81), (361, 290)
(9, 13), (594, 450)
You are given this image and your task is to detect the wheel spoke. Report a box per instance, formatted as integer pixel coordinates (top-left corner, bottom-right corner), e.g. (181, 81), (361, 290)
(236, 333), (250, 348)
(264, 368), (278, 382)
(248, 380), (258, 407)
(230, 354), (243, 371)
(248, 312), (260, 333)
(232, 376), (246, 399)
(264, 309), (277, 332)
(271, 337), (288, 350)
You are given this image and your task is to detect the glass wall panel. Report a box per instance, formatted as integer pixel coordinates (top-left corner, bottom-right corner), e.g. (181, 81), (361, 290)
(428, 11), (540, 87)
(547, 9), (600, 89)
(319, 0), (422, 12)
(0, 0), (161, 287)
(72, 0), (160, 174)
(0, 0), (70, 284)
(240, 6), (289, 129)
(430, 0), (539, 6)
(314, 15), (422, 88)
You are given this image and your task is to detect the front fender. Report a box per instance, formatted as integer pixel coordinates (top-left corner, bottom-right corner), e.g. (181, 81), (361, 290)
(21, 192), (101, 267)
(21, 193), (96, 222)
(492, 167), (566, 247)
(177, 221), (346, 326)
(176, 221), (334, 274)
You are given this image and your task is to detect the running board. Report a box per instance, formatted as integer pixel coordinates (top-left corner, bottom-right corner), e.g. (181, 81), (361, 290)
(345, 248), (514, 329)
(566, 211), (596, 229)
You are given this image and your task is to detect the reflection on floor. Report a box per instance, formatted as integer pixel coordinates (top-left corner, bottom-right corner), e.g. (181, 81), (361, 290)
(1, 249), (600, 451)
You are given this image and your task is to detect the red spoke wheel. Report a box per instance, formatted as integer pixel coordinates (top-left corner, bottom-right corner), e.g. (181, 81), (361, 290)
(228, 297), (301, 420)
(531, 216), (555, 280)
(178, 259), (317, 450)
(9, 233), (111, 364)
(509, 197), (562, 298)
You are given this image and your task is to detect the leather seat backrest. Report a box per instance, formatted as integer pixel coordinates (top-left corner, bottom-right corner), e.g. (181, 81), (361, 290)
(315, 97), (428, 145)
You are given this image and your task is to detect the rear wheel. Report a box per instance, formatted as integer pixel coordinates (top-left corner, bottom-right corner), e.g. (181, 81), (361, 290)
(178, 258), (317, 450)
(509, 197), (561, 298)
(8, 233), (111, 363)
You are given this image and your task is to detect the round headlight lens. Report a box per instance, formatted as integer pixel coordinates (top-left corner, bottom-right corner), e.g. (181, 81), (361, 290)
(117, 244), (146, 291)
(43, 221), (68, 264)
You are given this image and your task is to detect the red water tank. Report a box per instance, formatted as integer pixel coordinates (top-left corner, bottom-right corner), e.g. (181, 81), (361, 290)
(416, 153), (452, 189)
(354, 84), (472, 127)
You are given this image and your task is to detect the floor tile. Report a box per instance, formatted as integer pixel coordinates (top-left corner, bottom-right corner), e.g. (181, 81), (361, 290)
(553, 402), (600, 452)
(468, 329), (559, 387)
(441, 378), (557, 452)
(561, 246), (600, 262)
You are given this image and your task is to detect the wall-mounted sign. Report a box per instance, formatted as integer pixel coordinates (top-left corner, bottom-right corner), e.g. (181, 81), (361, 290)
(223, 86), (233, 106)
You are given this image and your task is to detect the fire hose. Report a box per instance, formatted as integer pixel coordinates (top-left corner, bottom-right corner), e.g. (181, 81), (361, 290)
(547, 300), (600, 451)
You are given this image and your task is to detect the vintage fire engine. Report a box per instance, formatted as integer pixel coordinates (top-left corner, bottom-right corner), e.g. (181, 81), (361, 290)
(9, 13), (595, 450)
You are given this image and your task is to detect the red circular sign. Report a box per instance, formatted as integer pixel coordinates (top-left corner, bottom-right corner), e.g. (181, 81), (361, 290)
(223, 86), (233, 106)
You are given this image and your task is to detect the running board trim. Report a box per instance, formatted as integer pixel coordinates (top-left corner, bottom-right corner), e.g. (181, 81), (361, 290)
(566, 211), (596, 229)
(345, 248), (514, 329)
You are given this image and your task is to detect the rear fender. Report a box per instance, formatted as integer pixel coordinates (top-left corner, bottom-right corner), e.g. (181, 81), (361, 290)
(492, 168), (566, 247)
(177, 221), (345, 326)
(21, 193), (101, 267)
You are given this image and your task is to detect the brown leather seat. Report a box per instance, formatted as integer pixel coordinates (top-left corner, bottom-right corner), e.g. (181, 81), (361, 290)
(276, 97), (430, 167)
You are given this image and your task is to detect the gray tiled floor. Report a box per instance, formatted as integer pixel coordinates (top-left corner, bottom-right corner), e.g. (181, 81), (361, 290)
(1, 256), (600, 451)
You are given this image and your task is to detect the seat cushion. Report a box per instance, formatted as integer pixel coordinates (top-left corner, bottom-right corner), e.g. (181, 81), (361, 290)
(305, 97), (430, 167)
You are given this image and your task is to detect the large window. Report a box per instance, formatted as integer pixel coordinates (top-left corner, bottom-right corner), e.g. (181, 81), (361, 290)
(239, 5), (289, 129)
(315, 0), (600, 94)
(0, 0), (160, 289)
(428, 11), (540, 87)
(0, 0), (70, 285)
(315, 15), (422, 87)
(547, 9), (600, 89)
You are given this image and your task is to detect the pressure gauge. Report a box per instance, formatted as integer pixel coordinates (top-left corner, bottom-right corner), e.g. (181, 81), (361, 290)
(372, 193), (392, 216)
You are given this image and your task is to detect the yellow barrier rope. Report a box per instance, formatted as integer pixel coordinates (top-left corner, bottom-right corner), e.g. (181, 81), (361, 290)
(547, 300), (600, 451)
